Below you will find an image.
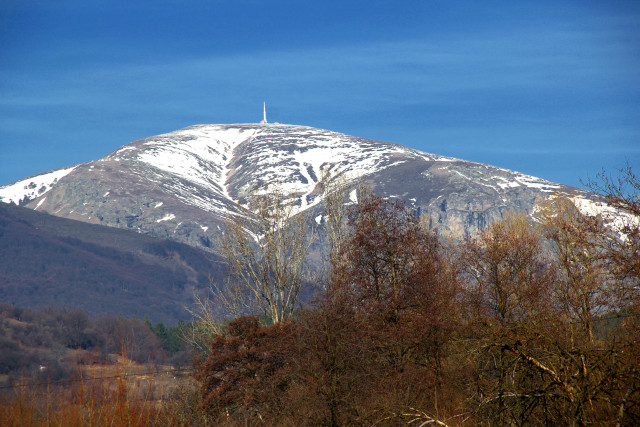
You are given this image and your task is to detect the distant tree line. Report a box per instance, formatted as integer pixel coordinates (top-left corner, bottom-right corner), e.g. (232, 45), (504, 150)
(0, 304), (194, 385)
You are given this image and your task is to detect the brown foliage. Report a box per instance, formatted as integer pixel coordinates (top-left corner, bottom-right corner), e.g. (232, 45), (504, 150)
(196, 315), (299, 422)
(0, 360), (209, 426)
(334, 192), (459, 375)
(195, 173), (640, 426)
(466, 185), (640, 426)
(300, 193), (463, 425)
(462, 212), (555, 326)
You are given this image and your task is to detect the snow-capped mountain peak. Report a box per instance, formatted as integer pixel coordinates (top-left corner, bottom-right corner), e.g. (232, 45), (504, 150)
(0, 123), (585, 249)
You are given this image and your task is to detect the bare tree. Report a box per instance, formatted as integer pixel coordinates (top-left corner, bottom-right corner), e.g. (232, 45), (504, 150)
(584, 165), (640, 294)
(538, 196), (612, 342)
(216, 186), (314, 324)
(583, 164), (640, 218)
(318, 169), (359, 280)
(464, 198), (640, 425)
(462, 212), (555, 326)
(184, 291), (227, 355)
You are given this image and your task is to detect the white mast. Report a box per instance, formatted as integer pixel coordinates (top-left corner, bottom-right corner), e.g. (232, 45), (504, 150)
(261, 101), (268, 124)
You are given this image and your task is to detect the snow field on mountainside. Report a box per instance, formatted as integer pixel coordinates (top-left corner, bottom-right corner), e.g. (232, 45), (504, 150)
(0, 166), (77, 204)
(515, 174), (561, 192)
(570, 195), (639, 240)
(136, 126), (255, 200)
(241, 127), (425, 212)
(0, 123), (592, 248)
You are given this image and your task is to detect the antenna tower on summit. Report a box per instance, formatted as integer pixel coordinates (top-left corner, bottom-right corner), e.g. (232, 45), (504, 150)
(260, 101), (268, 124)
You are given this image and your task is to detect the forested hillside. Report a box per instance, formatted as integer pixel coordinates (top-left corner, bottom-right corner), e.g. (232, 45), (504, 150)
(0, 202), (224, 323)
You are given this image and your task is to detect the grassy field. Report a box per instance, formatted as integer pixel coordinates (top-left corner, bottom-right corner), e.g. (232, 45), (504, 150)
(0, 353), (207, 426)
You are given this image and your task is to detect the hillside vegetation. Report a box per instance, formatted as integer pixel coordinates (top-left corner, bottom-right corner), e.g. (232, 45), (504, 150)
(191, 169), (639, 425)
(1, 168), (638, 426)
(0, 202), (225, 323)
(0, 303), (193, 382)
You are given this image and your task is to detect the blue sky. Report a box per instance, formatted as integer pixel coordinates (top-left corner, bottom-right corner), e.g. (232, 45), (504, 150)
(1, 0), (638, 189)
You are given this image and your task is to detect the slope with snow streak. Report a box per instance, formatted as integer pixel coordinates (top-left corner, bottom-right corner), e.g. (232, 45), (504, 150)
(0, 166), (77, 205)
(0, 123), (589, 249)
(224, 124), (461, 210)
(104, 124), (258, 212)
(0, 123), (565, 213)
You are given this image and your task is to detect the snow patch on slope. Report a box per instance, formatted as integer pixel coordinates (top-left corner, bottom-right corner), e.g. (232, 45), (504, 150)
(570, 196), (639, 237)
(0, 166), (77, 205)
(137, 127), (251, 188)
(240, 125), (437, 212)
(516, 174), (561, 192)
(35, 197), (47, 209)
(134, 125), (256, 212)
(156, 213), (176, 223)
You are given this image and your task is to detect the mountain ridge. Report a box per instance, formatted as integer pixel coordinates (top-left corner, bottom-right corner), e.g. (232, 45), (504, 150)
(1, 123), (590, 250)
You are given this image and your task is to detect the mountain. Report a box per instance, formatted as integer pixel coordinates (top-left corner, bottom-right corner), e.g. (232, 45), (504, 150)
(1, 123), (591, 252)
(0, 202), (224, 324)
